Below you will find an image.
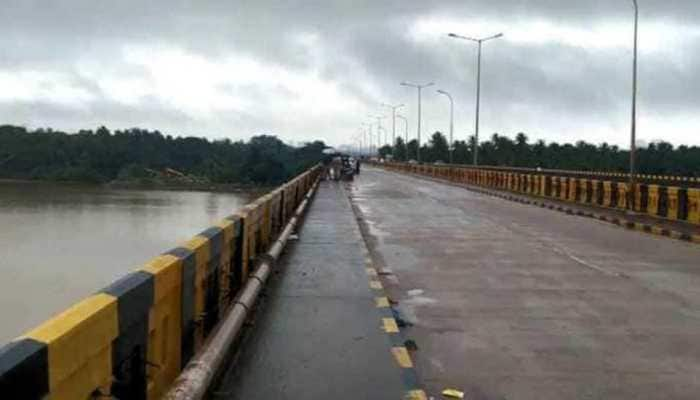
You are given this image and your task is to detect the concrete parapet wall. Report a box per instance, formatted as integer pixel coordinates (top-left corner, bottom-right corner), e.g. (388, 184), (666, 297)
(376, 162), (700, 226)
(0, 165), (322, 400)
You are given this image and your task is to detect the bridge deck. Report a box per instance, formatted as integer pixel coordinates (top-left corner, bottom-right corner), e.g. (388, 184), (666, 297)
(212, 180), (406, 399)
(351, 167), (700, 400)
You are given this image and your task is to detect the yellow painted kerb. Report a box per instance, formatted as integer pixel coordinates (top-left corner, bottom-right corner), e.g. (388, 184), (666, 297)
(406, 390), (428, 400)
(391, 346), (414, 368)
(382, 318), (399, 333)
(651, 226), (664, 235)
(369, 280), (383, 290)
(375, 297), (390, 308)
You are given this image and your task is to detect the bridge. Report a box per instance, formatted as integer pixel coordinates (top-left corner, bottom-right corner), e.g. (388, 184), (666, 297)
(2, 163), (700, 399)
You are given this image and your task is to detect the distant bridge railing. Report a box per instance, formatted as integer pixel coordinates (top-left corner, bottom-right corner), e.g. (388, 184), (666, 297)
(434, 163), (700, 188)
(0, 165), (322, 400)
(374, 162), (700, 226)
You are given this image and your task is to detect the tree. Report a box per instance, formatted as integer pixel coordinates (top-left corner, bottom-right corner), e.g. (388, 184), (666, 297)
(378, 145), (393, 159)
(0, 125), (326, 185)
(514, 132), (531, 166)
(394, 137), (407, 161)
(428, 131), (449, 162)
(406, 139), (419, 161)
(452, 140), (471, 164)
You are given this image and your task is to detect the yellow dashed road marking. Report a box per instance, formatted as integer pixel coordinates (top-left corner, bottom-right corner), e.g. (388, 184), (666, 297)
(405, 390), (428, 400)
(375, 297), (390, 308)
(392, 346), (413, 368)
(369, 280), (383, 290)
(382, 318), (399, 333)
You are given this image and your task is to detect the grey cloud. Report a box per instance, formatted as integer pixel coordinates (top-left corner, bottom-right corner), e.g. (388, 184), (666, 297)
(1, 1), (700, 146)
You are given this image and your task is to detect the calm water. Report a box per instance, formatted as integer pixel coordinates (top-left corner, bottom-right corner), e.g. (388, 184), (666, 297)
(0, 181), (260, 344)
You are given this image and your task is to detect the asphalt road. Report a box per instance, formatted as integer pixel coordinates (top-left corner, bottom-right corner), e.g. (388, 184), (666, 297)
(350, 166), (700, 400)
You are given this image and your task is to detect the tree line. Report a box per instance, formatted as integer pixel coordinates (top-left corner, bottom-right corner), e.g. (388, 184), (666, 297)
(0, 125), (326, 185)
(379, 132), (700, 177)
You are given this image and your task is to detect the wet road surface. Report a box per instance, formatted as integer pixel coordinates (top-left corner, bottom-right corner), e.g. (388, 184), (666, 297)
(213, 180), (406, 399)
(350, 167), (700, 400)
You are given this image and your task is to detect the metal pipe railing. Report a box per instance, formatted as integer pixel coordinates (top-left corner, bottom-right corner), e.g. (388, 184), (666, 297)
(163, 179), (319, 400)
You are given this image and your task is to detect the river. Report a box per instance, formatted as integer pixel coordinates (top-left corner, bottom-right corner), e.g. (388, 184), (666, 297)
(0, 180), (261, 345)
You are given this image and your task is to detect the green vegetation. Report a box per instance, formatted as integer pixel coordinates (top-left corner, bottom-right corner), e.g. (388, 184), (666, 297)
(0, 125), (326, 185)
(387, 131), (700, 177)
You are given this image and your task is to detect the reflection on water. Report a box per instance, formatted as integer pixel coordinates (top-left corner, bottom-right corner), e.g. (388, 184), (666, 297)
(0, 180), (260, 344)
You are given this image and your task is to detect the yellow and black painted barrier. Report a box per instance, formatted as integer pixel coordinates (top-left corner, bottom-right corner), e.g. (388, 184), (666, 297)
(423, 163), (700, 188)
(0, 165), (322, 400)
(377, 162), (700, 245)
(379, 161), (700, 227)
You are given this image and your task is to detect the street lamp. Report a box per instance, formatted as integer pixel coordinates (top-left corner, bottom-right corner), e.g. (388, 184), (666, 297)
(396, 114), (409, 161)
(368, 114), (386, 156)
(356, 129), (365, 156)
(400, 81), (434, 162)
(356, 134), (364, 156)
(382, 103), (405, 151)
(448, 32), (503, 166)
(396, 114), (409, 145)
(436, 89), (454, 163)
(628, 0), (639, 211)
(362, 122), (373, 156)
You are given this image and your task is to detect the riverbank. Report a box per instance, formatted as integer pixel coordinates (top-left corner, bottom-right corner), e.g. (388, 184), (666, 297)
(0, 178), (270, 194)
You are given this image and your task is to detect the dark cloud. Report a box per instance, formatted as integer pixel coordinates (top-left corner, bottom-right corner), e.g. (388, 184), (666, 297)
(1, 1), (700, 146)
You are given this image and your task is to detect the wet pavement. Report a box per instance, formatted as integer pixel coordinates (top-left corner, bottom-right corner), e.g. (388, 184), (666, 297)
(350, 167), (700, 400)
(213, 180), (406, 399)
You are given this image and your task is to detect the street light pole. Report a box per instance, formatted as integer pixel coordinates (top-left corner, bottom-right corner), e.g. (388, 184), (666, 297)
(396, 114), (409, 145)
(362, 122), (373, 156)
(628, 0), (639, 211)
(369, 114), (386, 157)
(357, 129), (365, 156)
(401, 81), (434, 162)
(396, 114), (409, 161)
(437, 89), (454, 163)
(382, 103), (405, 158)
(448, 32), (503, 166)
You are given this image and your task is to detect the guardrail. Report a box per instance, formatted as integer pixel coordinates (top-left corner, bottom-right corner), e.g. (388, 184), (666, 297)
(375, 162), (700, 226)
(432, 163), (700, 188)
(0, 165), (322, 400)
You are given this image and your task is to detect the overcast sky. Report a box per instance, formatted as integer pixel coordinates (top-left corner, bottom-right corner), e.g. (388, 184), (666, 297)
(1, 1), (699, 147)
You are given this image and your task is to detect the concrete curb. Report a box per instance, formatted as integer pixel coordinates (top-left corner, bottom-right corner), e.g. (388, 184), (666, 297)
(345, 184), (427, 400)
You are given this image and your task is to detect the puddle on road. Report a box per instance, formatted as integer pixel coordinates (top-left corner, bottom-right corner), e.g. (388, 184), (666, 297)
(398, 288), (438, 325)
(348, 189), (390, 243)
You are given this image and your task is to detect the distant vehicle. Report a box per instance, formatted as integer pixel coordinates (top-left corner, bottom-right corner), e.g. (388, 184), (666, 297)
(340, 154), (355, 181)
(408, 159), (418, 164)
(434, 161), (445, 165)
